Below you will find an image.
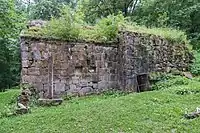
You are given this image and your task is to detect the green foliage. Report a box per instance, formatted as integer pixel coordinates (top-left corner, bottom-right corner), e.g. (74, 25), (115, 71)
(149, 72), (175, 82)
(78, 0), (139, 23)
(125, 22), (188, 44)
(29, 9), (189, 44)
(42, 6), (81, 40)
(42, 8), (125, 42)
(93, 14), (125, 42)
(29, 0), (62, 20)
(132, 0), (200, 50)
(0, 89), (20, 118)
(190, 52), (200, 75)
(0, 0), (23, 91)
(152, 76), (190, 90)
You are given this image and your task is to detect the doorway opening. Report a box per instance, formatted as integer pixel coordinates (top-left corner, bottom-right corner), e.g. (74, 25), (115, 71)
(136, 73), (150, 92)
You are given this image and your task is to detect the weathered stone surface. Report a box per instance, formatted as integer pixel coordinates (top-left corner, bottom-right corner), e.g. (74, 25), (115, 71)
(20, 31), (192, 98)
(22, 60), (29, 68)
(27, 68), (40, 75)
(79, 87), (93, 96)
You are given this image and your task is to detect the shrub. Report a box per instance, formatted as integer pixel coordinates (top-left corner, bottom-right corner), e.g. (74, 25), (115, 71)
(42, 6), (81, 40)
(93, 13), (125, 42)
(152, 75), (190, 90)
(190, 52), (200, 75)
(25, 7), (190, 44)
(42, 9), (125, 42)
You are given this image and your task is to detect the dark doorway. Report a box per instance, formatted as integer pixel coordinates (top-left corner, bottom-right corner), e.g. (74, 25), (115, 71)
(137, 74), (150, 92)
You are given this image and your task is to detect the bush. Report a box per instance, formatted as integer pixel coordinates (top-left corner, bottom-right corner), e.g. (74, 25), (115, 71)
(190, 52), (200, 75)
(42, 9), (125, 42)
(93, 14), (125, 42)
(42, 6), (81, 40)
(26, 6), (189, 44)
(152, 75), (190, 90)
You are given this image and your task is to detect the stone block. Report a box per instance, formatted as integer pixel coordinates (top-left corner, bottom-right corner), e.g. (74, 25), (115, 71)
(110, 69), (117, 74)
(33, 50), (41, 60)
(95, 46), (103, 53)
(91, 73), (99, 82)
(39, 68), (48, 75)
(64, 84), (70, 91)
(95, 54), (101, 60)
(78, 87), (93, 96)
(110, 74), (118, 81)
(79, 79), (88, 87)
(60, 62), (69, 69)
(60, 70), (68, 76)
(40, 75), (49, 83)
(21, 44), (29, 52)
(21, 52), (28, 60)
(72, 76), (79, 84)
(69, 84), (77, 91)
(55, 83), (65, 92)
(21, 68), (28, 75)
(95, 61), (102, 68)
(28, 68), (40, 75)
(21, 75), (37, 83)
(38, 43), (46, 51)
(107, 62), (113, 68)
(22, 60), (29, 68)
(92, 83), (98, 89)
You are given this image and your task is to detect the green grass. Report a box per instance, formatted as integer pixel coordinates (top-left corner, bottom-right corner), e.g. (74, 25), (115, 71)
(22, 23), (188, 45)
(190, 52), (200, 75)
(0, 89), (20, 110)
(124, 23), (188, 44)
(1, 79), (200, 133)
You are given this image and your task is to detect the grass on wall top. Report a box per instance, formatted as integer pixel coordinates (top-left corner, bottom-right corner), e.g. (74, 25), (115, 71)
(21, 7), (189, 45)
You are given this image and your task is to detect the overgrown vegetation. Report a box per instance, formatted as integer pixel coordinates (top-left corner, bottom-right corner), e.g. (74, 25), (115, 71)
(152, 75), (191, 90)
(0, 88), (20, 118)
(125, 23), (188, 44)
(1, 78), (200, 132)
(0, 0), (24, 91)
(42, 6), (81, 41)
(22, 6), (189, 44)
(24, 9), (126, 42)
(190, 52), (200, 75)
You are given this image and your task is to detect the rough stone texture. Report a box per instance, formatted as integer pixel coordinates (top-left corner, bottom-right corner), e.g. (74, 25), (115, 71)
(118, 31), (192, 92)
(20, 31), (192, 98)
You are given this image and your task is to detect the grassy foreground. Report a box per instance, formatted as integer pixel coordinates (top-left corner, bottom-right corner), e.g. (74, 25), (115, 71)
(1, 80), (200, 133)
(0, 89), (20, 111)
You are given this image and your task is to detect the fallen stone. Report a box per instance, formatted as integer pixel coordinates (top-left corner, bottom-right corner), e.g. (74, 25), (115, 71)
(183, 72), (193, 79)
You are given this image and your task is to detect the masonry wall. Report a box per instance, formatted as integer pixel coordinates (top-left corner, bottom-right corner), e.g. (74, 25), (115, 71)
(20, 31), (192, 98)
(119, 31), (192, 91)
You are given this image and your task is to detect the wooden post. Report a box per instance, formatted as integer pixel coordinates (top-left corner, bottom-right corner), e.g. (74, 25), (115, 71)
(48, 55), (51, 98)
(48, 54), (54, 99)
(51, 54), (54, 99)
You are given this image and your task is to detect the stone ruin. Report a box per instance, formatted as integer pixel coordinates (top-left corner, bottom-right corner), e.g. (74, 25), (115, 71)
(20, 30), (192, 98)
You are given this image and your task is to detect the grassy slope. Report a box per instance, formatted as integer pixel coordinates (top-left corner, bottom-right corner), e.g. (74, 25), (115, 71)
(0, 89), (20, 110)
(1, 82), (200, 133)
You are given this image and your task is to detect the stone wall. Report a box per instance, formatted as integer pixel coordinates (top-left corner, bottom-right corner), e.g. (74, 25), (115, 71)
(20, 31), (192, 98)
(118, 31), (192, 92)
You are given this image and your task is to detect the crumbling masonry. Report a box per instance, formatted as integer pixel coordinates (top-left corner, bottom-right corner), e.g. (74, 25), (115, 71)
(20, 31), (192, 98)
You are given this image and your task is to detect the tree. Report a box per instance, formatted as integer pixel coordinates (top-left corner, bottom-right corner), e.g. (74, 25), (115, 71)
(132, 0), (200, 49)
(29, 0), (75, 20)
(0, 0), (22, 91)
(78, 0), (139, 23)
